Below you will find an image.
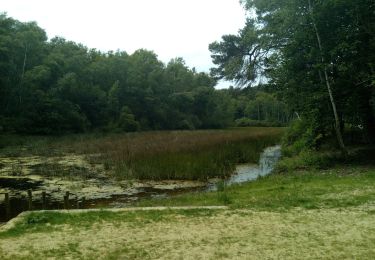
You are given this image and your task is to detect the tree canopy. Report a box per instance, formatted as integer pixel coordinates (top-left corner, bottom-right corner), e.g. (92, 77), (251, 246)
(210, 0), (375, 148)
(0, 13), (290, 134)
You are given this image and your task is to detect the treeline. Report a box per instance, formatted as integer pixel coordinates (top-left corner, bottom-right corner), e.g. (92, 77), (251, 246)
(210, 0), (375, 150)
(0, 13), (290, 134)
(229, 88), (290, 127)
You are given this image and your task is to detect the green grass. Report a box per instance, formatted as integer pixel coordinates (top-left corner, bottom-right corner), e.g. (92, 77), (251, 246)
(1, 163), (374, 240)
(0, 208), (218, 239)
(134, 164), (375, 210)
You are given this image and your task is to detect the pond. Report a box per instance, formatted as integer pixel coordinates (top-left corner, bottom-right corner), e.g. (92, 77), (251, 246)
(0, 145), (281, 222)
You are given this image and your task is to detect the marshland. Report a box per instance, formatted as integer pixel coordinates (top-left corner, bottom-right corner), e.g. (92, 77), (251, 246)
(0, 128), (282, 220)
(1, 0), (375, 259)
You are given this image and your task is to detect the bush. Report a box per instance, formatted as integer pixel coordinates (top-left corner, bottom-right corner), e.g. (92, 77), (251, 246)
(275, 150), (332, 172)
(281, 119), (320, 157)
(118, 107), (140, 132)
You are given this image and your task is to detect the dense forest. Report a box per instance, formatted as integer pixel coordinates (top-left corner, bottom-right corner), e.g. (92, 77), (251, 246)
(210, 0), (375, 152)
(2, 0), (374, 150)
(0, 13), (290, 135)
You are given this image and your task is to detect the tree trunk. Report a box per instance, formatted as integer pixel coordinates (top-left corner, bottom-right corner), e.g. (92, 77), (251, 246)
(19, 43), (28, 106)
(308, 0), (348, 155)
(21, 44), (28, 79)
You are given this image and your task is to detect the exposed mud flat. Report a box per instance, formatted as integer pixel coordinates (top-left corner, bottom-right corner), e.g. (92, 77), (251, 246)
(0, 154), (207, 198)
(0, 146), (282, 221)
(0, 153), (209, 221)
(0, 154), (98, 176)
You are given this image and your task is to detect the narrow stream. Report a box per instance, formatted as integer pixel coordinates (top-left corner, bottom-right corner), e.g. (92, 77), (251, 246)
(228, 145), (281, 184)
(0, 145), (281, 222)
(207, 145), (281, 190)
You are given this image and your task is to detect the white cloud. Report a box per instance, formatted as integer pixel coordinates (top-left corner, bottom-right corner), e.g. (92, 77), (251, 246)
(1, 0), (245, 88)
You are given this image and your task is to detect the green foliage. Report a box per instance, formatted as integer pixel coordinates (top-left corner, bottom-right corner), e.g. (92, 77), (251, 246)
(281, 120), (318, 157)
(210, 0), (375, 147)
(275, 150), (336, 173)
(244, 92), (289, 123)
(0, 13), (292, 135)
(276, 145), (375, 173)
(118, 107), (140, 132)
(209, 19), (264, 85)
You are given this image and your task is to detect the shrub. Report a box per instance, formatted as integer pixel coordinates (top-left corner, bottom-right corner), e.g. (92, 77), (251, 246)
(275, 148), (347, 173)
(118, 107), (140, 132)
(281, 119), (320, 157)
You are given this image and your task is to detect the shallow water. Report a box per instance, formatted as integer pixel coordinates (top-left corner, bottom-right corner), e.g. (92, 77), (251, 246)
(229, 145), (281, 184)
(208, 145), (281, 190)
(0, 145), (281, 222)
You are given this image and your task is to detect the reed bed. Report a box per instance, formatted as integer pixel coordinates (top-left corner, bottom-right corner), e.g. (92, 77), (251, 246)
(1, 127), (284, 180)
(76, 128), (284, 180)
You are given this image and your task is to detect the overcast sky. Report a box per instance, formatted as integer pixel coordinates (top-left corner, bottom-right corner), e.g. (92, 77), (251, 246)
(1, 0), (246, 88)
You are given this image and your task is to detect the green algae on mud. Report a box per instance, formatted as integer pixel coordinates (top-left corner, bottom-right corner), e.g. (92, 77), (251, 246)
(0, 128), (283, 221)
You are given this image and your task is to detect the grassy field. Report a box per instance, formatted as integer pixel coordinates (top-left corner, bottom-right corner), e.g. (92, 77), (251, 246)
(0, 127), (283, 180)
(0, 160), (374, 259)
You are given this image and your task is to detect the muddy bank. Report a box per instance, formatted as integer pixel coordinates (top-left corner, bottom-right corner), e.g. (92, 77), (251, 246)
(0, 153), (208, 221)
(0, 146), (281, 221)
(0, 153), (207, 198)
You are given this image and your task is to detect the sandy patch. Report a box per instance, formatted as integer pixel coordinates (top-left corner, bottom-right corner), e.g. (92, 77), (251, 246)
(319, 187), (375, 200)
(0, 207), (374, 259)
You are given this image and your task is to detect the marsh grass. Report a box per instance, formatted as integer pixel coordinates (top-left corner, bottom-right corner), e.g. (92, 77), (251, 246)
(0, 127), (283, 180)
(135, 164), (375, 210)
(95, 128), (283, 180)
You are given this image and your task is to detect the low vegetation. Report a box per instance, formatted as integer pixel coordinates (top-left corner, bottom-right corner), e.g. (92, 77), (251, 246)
(0, 150), (374, 259)
(94, 128), (282, 180)
(0, 127), (283, 180)
(134, 148), (375, 209)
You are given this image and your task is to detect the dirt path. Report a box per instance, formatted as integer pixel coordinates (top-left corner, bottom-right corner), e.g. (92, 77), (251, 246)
(1, 206), (375, 259)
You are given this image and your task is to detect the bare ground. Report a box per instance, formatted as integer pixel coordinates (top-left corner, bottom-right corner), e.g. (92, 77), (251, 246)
(1, 206), (375, 259)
